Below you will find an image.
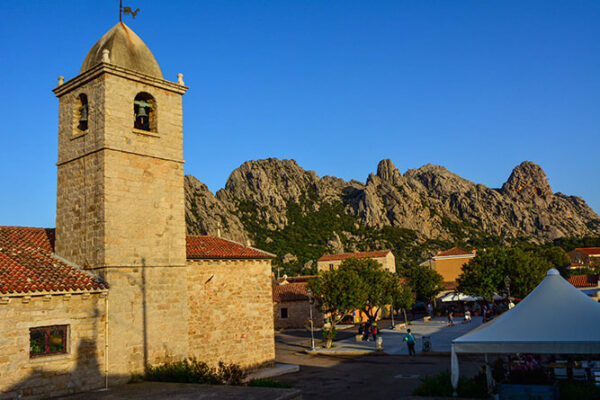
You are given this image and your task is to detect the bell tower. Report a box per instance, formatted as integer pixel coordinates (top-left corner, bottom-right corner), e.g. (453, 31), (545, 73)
(53, 22), (188, 268)
(53, 22), (189, 378)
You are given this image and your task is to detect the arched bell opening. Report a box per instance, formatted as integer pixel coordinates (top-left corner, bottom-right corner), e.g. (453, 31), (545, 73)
(77, 94), (88, 131)
(134, 92), (156, 132)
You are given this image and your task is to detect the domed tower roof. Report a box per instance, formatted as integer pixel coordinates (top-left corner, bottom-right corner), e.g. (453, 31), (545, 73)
(80, 22), (163, 79)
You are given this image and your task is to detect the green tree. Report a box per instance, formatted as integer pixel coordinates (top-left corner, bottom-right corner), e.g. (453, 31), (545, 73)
(405, 265), (444, 303)
(340, 258), (393, 323)
(390, 275), (416, 324)
(457, 247), (552, 300)
(308, 266), (367, 348)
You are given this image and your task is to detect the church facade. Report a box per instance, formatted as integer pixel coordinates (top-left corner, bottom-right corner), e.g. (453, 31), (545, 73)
(0, 23), (275, 399)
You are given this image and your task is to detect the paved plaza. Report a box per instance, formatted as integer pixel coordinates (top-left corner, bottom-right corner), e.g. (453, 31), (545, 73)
(310, 316), (483, 355)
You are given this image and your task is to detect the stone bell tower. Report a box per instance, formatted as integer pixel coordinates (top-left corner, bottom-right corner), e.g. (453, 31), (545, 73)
(53, 22), (189, 379)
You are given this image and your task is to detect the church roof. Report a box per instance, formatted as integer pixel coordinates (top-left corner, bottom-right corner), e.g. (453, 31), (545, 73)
(186, 235), (275, 260)
(0, 227), (109, 295)
(80, 22), (163, 79)
(0, 226), (273, 295)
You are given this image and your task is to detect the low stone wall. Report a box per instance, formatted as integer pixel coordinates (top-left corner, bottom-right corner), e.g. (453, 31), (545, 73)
(187, 259), (275, 370)
(0, 291), (107, 400)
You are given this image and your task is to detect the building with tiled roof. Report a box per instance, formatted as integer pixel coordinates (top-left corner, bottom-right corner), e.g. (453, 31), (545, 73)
(1, 22), (277, 399)
(567, 274), (599, 288)
(317, 250), (395, 273)
(568, 248), (600, 269)
(567, 274), (600, 300)
(0, 226), (109, 295)
(420, 247), (476, 285)
(272, 276), (323, 330)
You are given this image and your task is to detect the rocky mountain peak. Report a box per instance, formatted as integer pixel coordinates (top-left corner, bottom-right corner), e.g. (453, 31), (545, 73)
(185, 158), (599, 249)
(502, 161), (552, 197)
(376, 159), (403, 185)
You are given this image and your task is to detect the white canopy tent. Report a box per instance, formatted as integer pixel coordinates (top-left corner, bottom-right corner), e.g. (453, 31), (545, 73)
(439, 292), (508, 303)
(440, 292), (480, 302)
(451, 269), (600, 392)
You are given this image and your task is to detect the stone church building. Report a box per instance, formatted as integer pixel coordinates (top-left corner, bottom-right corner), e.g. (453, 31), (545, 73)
(0, 23), (275, 399)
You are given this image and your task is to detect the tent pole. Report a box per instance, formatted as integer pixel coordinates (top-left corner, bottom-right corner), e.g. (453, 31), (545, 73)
(451, 345), (459, 397)
(484, 353), (493, 394)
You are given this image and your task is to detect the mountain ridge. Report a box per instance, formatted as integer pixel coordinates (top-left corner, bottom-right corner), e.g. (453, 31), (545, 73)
(185, 158), (600, 269)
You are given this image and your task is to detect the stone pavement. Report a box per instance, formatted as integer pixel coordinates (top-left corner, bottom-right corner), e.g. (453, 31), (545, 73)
(58, 382), (301, 400)
(308, 316), (483, 355)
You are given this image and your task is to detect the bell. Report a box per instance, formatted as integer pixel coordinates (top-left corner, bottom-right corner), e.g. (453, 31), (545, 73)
(79, 103), (88, 123)
(136, 106), (148, 118)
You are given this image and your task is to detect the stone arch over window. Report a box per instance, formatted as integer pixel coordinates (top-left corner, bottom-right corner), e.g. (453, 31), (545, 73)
(77, 93), (88, 131)
(134, 92), (157, 132)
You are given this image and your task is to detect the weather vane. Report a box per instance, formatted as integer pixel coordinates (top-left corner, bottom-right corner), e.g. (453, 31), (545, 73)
(119, 0), (140, 22)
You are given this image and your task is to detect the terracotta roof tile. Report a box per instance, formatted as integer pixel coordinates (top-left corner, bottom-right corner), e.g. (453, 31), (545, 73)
(186, 236), (274, 260)
(567, 274), (599, 288)
(435, 247), (475, 257)
(318, 250), (391, 262)
(0, 226), (109, 295)
(273, 281), (311, 302)
(575, 247), (600, 256)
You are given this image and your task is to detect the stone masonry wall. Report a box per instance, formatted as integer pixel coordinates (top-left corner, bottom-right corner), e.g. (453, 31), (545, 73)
(97, 266), (189, 384)
(0, 292), (106, 400)
(187, 259), (275, 370)
(274, 301), (324, 330)
(55, 76), (107, 267)
(101, 73), (185, 268)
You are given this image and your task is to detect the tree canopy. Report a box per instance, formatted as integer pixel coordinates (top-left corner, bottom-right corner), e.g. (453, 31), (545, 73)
(339, 257), (394, 323)
(457, 247), (555, 300)
(404, 265), (444, 302)
(308, 264), (367, 347)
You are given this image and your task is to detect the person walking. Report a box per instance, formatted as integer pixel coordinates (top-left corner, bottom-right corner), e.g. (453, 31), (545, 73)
(447, 311), (454, 327)
(404, 329), (416, 356)
(362, 322), (370, 341)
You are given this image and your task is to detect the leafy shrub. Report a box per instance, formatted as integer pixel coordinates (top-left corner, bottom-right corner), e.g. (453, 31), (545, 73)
(558, 381), (600, 400)
(248, 378), (293, 388)
(412, 370), (488, 398)
(144, 358), (247, 385)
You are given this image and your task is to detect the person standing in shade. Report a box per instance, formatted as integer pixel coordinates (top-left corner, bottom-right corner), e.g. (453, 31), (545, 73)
(404, 329), (416, 356)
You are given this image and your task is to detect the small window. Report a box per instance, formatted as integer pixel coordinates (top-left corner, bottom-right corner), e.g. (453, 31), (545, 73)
(77, 94), (88, 131)
(329, 263), (334, 269)
(30, 325), (68, 357)
(134, 92), (156, 132)
(280, 308), (288, 319)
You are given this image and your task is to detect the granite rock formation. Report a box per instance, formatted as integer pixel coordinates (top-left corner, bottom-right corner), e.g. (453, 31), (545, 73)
(185, 159), (600, 247)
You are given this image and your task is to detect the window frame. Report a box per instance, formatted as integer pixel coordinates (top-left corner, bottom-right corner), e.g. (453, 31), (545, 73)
(29, 325), (69, 358)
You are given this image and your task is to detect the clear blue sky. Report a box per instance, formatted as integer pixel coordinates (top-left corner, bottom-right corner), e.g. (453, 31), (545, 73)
(1, 1), (598, 228)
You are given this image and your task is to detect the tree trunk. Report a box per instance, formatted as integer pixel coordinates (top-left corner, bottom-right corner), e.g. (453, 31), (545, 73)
(403, 308), (408, 325)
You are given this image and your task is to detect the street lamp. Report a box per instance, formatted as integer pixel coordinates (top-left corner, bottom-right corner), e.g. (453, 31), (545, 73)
(307, 287), (315, 350)
(504, 276), (514, 310)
